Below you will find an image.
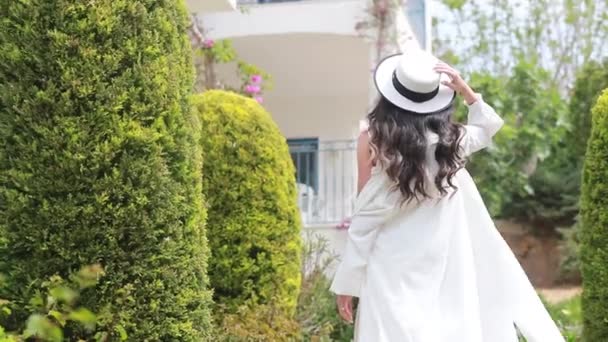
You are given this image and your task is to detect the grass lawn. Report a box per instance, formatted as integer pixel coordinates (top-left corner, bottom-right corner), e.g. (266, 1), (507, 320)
(546, 294), (582, 341)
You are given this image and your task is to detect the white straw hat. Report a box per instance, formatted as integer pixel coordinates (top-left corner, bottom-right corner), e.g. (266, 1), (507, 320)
(374, 49), (456, 114)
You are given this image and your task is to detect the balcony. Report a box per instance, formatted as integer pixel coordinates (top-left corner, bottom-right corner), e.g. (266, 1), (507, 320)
(290, 140), (357, 227)
(238, 0), (304, 4)
(200, 0), (365, 40)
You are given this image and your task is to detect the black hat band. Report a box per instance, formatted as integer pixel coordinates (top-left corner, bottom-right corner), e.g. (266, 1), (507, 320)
(392, 71), (439, 103)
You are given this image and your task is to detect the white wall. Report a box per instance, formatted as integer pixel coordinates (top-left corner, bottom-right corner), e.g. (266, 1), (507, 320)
(269, 95), (364, 140)
(214, 33), (371, 141)
(201, 0), (365, 40)
(188, 0), (236, 13)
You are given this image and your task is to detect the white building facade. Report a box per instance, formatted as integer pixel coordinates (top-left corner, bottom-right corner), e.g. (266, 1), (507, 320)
(189, 0), (430, 259)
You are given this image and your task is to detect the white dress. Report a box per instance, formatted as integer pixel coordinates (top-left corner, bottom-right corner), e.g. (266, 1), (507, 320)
(330, 97), (564, 342)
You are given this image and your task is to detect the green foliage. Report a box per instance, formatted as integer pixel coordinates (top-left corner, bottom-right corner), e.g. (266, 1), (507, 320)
(568, 59), (608, 160)
(193, 31), (272, 99)
(194, 91), (301, 315)
(545, 295), (582, 341)
(0, 327), (15, 342)
(296, 233), (355, 342)
(521, 294), (582, 342)
(442, 0), (467, 10)
(203, 39), (238, 64)
(213, 231), (356, 342)
(435, 0), (608, 91)
(0, 1), (212, 340)
(551, 61), (608, 282)
(557, 221), (582, 284)
(0, 266), (107, 342)
(580, 89), (608, 341)
(434, 0), (606, 224)
(457, 59), (571, 219)
(214, 304), (301, 342)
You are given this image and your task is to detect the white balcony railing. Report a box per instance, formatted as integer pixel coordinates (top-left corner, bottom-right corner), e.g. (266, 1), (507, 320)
(290, 140), (357, 227)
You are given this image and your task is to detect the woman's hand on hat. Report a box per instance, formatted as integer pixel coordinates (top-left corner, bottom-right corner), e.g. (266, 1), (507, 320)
(434, 62), (478, 105)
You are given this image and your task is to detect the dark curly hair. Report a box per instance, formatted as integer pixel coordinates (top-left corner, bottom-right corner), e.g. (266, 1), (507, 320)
(367, 96), (465, 203)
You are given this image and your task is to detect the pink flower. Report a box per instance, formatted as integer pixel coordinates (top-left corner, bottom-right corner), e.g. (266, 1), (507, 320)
(250, 74), (263, 84)
(245, 84), (261, 94)
(336, 217), (352, 230)
(254, 96), (264, 104)
(374, 0), (388, 16)
(202, 39), (214, 48)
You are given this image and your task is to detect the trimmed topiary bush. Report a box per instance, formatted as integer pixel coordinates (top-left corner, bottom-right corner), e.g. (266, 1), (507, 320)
(194, 90), (301, 315)
(580, 89), (608, 341)
(215, 304), (301, 341)
(0, 1), (212, 340)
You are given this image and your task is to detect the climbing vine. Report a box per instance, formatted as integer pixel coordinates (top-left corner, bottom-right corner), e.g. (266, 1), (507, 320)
(356, 0), (412, 65)
(189, 17), (272, 103)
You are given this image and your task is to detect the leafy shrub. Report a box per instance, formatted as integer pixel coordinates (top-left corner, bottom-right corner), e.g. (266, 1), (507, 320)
(456, 58), (584, 227)
(557, 221), (582, 284)
(511, 59), (608, 225)
(213, 232), (356, 342)
(453, 59), (570, 219)
(0, 1), (212, 340)
(0, 265), (106, 342)
(545, 295), (582, 342)
(296, 232), (355, 342)
(520, 294), (582, 342)
(215, 303), (300, 342)
(194, 91), (301, 314)
(580, 89), (608, 341)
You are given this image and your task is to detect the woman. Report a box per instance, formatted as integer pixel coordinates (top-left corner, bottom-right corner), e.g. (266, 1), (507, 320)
(330, 49), (564, 342)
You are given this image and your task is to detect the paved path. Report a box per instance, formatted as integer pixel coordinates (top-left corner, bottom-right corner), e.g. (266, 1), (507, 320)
(538, 286), (582, 304)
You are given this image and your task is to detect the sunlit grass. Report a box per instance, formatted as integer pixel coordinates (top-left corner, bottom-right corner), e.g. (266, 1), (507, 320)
(520, 294), (582, 342)
(546, 294), (582, 341)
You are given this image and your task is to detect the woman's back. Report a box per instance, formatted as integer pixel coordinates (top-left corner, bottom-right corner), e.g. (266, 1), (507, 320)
(359, 168), (482, 341)
(333, 98), (563, 342)
(349, 99), (497, 340)
(331, 49), (563, 342)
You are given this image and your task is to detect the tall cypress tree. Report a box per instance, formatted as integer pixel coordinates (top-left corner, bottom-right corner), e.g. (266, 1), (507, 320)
(0, 1), (212, 340)
(580, 89), (608, 341)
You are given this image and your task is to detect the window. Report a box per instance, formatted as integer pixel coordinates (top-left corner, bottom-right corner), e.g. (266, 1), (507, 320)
(287, 138), (318, 193)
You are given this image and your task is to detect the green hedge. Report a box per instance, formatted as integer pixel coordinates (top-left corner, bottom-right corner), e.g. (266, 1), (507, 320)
(194, 90), (301, 314)
(580, 89), (608, 341)
(0, 1), (212, 340)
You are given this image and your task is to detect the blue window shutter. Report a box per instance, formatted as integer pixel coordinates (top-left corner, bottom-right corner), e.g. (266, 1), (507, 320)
(287, 138), (319, 192)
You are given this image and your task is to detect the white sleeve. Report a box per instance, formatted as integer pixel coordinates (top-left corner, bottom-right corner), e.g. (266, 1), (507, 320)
(330, 175), (397, 297)
(460, 95), (504, 156)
